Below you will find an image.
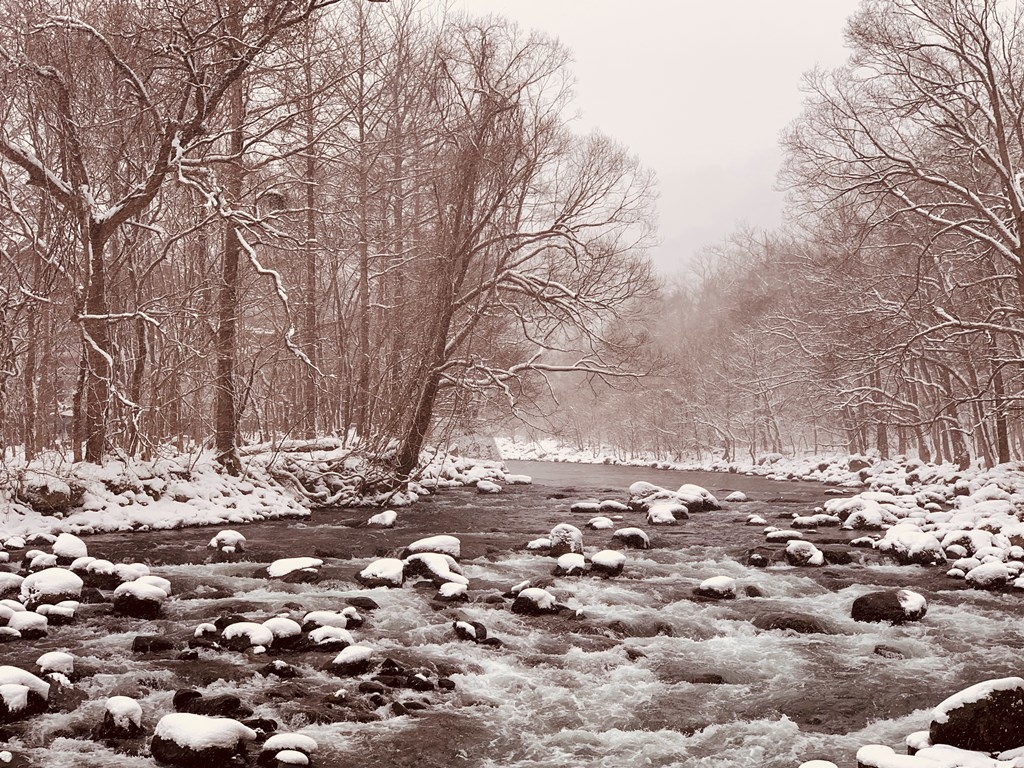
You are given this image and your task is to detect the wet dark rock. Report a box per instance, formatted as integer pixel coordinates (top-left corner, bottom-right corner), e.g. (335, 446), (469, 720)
(687, 673), (726, 684)
(0, 689), (47, 723)
(874, 645), (906, 660)
(851, 590), (927, 624)
(358, 681), (387, 695)
(438, 678), (456, 691)
(133, 635), (176, 654)
(93, 710), (145, 741)
(214, 614), (250, 632)
(608, 618), (674, 638)
(113, 593), (162, 620)
(822, 548), (854, 565)
(751, 612), (834, 635)
(745, 547), (776, 568)
(259, 661), (299, 679)
(929, 679), (1024, 753)
(280, 569), (322, 585)
(240, 718), (278, 738)
(453, 620), (488, 643)
(744, 585), (766, 598)
(17, 480), (85, 516)
(79, 587), (106, 604)
(173, 689), (252, 719)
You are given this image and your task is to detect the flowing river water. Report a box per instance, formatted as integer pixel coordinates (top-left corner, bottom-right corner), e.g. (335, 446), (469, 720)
(4, 460), (1023, 767)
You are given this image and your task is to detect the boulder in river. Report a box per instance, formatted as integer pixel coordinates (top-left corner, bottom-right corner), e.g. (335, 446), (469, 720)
(851, 589), (927, 624)
(549, 524), (584, 557)
(113, 581), (166, 620)
(612, 528), (650, 550)
(511, 587), (561, 615)
(785, 540), (825, 567)
(927, 677), (1024, 754)
(751, 612), (834, 635)
(150, 712), (256, 767)
(94, 696), (144, 741)
(693, 576), (736, 600)
(590, 550), (626, 577)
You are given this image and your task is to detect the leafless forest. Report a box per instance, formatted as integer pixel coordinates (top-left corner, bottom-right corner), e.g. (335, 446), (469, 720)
(2, 0), (1023, 475)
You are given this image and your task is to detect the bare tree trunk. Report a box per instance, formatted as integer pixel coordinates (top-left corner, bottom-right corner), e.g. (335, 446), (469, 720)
(214, 70), (244, 475)
(82, 230), (111, 463)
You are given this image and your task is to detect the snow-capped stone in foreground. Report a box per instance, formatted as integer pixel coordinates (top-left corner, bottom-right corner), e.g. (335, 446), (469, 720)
(554, 553), (586, 576)
(113, 581), (167, 620)
(330, 644), (374, 676)
(587, 516), (614, 530)
(785, 540), (825, 567)
(367, 510), (397, 527)
(851, 589), (927, 624)
(97, 695), (144, 740)
(221, 622), (275, 650)
(511, 587), (560, 615)
(403, 535), (461, 560)
(151, 712), (257, 766)
(265, 557), (323, 579)
(612, 527), (651, 549)
(549, 523), (584, 557)
(647, 502), (685, 525)
(20, 568), (83, 608)
(301, 610), (350, 631)
(36, 652), (74, 676)
(260, 733), (318, 765)
(694, 576), (737, 600)
(590, 550), (626, 577)
(208, 529), (246, 553)
(51, 533), (87, 563)
(403, 552), (468, 587)
(308, 626), (354, 648)
(356, 558), (405, 588)
(725, 491), (748, 503)
(964, 561), (1011, 590)
(929, 677), (1024, 754)
(876, 524), (945, 566)
(526, 537), (551, 551)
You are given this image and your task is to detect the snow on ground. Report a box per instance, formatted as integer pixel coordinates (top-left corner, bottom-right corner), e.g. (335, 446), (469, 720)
(0, 445), (532, 542)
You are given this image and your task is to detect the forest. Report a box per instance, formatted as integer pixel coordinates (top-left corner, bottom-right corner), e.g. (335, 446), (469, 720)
(2, 0), (1023, 478)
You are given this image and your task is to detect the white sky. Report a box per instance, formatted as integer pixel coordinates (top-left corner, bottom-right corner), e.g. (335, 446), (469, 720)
(448, 0), (862, 275)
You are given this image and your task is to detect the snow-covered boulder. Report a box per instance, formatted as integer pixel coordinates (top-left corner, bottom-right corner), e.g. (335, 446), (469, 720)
(113, 581), (167, 620)
(694, 576), (737, 600)
(258, 733), (318, 767)
(20, 568), (83, 610)
(553, 553), (586, 576)
(51, 533), (87, 564)
(785, 540), (825, 567)
(590, 550), (626, 577)
(0, 573), (23, 600)
(725, 491), (747, 503)
(511, 587), (560, 615)
(965, 561), (1011, 590)
(647, 502), (685, 525)
(570, 500), (601, 514)
(221, 621), (275, 651)
(404, 552), (467, 587)
(263, 557), (322, 583)
(307, 626), (354, 648)
(36, 652), (74, 676)
(208, 530), (246, 553)
(330, 644), (374, 676)
(367, 510), (397, 528)
(586, 516), (614, 530)
(525, 537), (551, 551)
(17, 472), (82, 515)
(95, 696), (144, 740)
(261, 617), (303, 647)
(0, 667), (48, 723)
(476, 480), (502, 494)
(851, 589), (927, 624)
(765, 530), (803, 543)
(150, 712), (257, 766)
(301, 610), (350, 631)
(549, 524), (584, 557)
(676, 483), (721, 511)
(876, 524), (945, 566)
(929, 677), (1024, 753)
(612, 527), (651, 549)
(402, 535), (461, 560)
(7, 612), (47, 639)
(599, 500), (629, 513)
(356, 558), (405, 588)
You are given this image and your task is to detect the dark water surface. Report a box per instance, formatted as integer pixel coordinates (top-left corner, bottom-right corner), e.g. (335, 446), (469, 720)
(6, 461), (1023, 768)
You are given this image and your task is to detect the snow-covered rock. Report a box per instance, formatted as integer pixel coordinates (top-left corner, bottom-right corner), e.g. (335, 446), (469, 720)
(404, 552), (467, 587)
(549, 523), (584, 557)
(260, 733), (318, 765)
(95, 695), (145, 740)
(51, 533), (87, 563)
(647, 502), (685, 525)
(208, 530), (246, 553)
(526, 537), (551, 551)
(356, 558), (405, 588)
(694, 576), (737, 600)
(511, 587), (560, 615)
(476, 480), (502, 494)
(964, 561), (1011, 590)
(851, 589), (927, 624)
(785, 540), (825, 567)
(725, 491), (747, 503)
(553, 553), (586, 576)
(403, 535), (461, 560)
(308, 626), (354, 648)
(7, 612), (47, 638)
(367, 510), (397, 527)
(113, 581), (167, 619)
(570, 500), (601, 514)
(264, 557), (322, 581)
(20, 568), (83, 609)
(150, 712), (257, 766)
(929, 677), (1024, 753)
(301, 610), (350, 631)
(876, 524), (945, 566)
(586, 516), (614, 530)
(221, 622), (275, 650)
(36, 652), (73, 676)
(612, 527), (651, 549)
(590, 550), (626, 577)
(261, 617), (303, 646)
(330, 644), (374, 675)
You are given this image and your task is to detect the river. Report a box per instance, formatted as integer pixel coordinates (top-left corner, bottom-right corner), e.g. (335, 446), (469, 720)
(5, 461), (1022, 768)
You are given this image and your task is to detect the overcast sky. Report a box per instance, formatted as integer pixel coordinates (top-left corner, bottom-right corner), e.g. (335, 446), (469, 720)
(448, 0), (862, 275)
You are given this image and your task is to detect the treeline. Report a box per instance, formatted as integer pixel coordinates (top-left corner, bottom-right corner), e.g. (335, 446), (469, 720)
(0, 0), (655, 475)
(543, 0), (1024, 469)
